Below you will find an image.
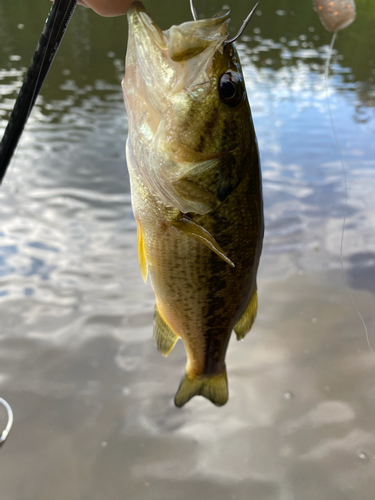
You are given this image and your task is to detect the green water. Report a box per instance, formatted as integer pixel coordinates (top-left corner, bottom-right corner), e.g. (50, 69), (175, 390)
(0, 1), (375, 499)
(1, 0), (374, 108)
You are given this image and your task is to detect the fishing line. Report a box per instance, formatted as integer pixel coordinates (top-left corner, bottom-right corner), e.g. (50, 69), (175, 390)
(324, 32), (375, 355)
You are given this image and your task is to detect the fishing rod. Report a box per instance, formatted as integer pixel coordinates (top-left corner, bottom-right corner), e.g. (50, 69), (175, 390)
(0, 0), (78, 185)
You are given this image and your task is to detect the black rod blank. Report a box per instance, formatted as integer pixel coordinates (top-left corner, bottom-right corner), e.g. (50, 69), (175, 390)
(0, 0), (77, 184)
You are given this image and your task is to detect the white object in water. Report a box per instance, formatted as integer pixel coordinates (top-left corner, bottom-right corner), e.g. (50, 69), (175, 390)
(0, 398), (13, 445)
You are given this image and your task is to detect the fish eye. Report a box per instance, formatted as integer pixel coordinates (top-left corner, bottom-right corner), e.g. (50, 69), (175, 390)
(219, 71), (244, 106)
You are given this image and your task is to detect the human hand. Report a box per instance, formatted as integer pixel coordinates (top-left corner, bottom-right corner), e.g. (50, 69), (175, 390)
(50, 0), (136, 17)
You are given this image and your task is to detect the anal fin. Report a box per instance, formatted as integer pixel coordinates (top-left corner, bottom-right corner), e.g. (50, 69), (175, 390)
(154, 305), (179, 357)
(170, 217), (234, 268)
(174, 369), (228, 408)
(234, 288), (258, 341)
(136, 218), (148, 283)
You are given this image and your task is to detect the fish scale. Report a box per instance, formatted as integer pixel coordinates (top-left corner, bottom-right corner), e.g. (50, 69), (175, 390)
(123, 2), (263, 407)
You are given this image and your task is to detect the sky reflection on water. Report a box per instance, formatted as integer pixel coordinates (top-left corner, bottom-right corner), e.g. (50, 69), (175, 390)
(0, 1), (375, 499)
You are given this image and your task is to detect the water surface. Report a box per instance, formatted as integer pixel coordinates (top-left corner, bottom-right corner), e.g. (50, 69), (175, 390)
(0, 0), (375, 498)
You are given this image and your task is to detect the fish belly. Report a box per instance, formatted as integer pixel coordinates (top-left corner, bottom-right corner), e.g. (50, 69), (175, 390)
(129, 154), (263, 381)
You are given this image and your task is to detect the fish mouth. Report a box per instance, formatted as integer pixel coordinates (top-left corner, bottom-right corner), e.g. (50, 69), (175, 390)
(127, 2), (168, 51)
(127, 1), (230, 62)
(126, 1), (231, 100)
(124, 3), (237, 214)
(166, 9), (230, 62)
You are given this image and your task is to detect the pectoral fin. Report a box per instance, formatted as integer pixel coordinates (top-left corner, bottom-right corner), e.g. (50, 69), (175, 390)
(174, 369), (228, 408)
(170, 217), (235, 267)
(171, 152), (242, 214)
(234, 288), (258, 340)
(154, 305), (179, 357)
(136, 218), (148, 283)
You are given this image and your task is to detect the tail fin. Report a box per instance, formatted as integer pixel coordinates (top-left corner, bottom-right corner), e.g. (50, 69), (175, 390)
(174, 369), (228, 408)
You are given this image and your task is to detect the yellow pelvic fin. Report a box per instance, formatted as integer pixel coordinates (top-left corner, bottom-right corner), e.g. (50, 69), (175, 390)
(234, 288), (258, 341)
(153, 306), (179, 357)
(174, 369), (228, 408)
(136, 218), (148, 283)
(170, 217), (235, 268)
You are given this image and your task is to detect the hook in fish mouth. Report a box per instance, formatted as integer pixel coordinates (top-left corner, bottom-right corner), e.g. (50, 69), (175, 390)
(189, 0), (259, 44)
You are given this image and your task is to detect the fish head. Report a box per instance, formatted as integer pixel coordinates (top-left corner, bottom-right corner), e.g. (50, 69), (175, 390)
(123, 2), (256, 214)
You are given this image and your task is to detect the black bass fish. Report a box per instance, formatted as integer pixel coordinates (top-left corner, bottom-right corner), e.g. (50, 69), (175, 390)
(123, 1), (263, 407)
